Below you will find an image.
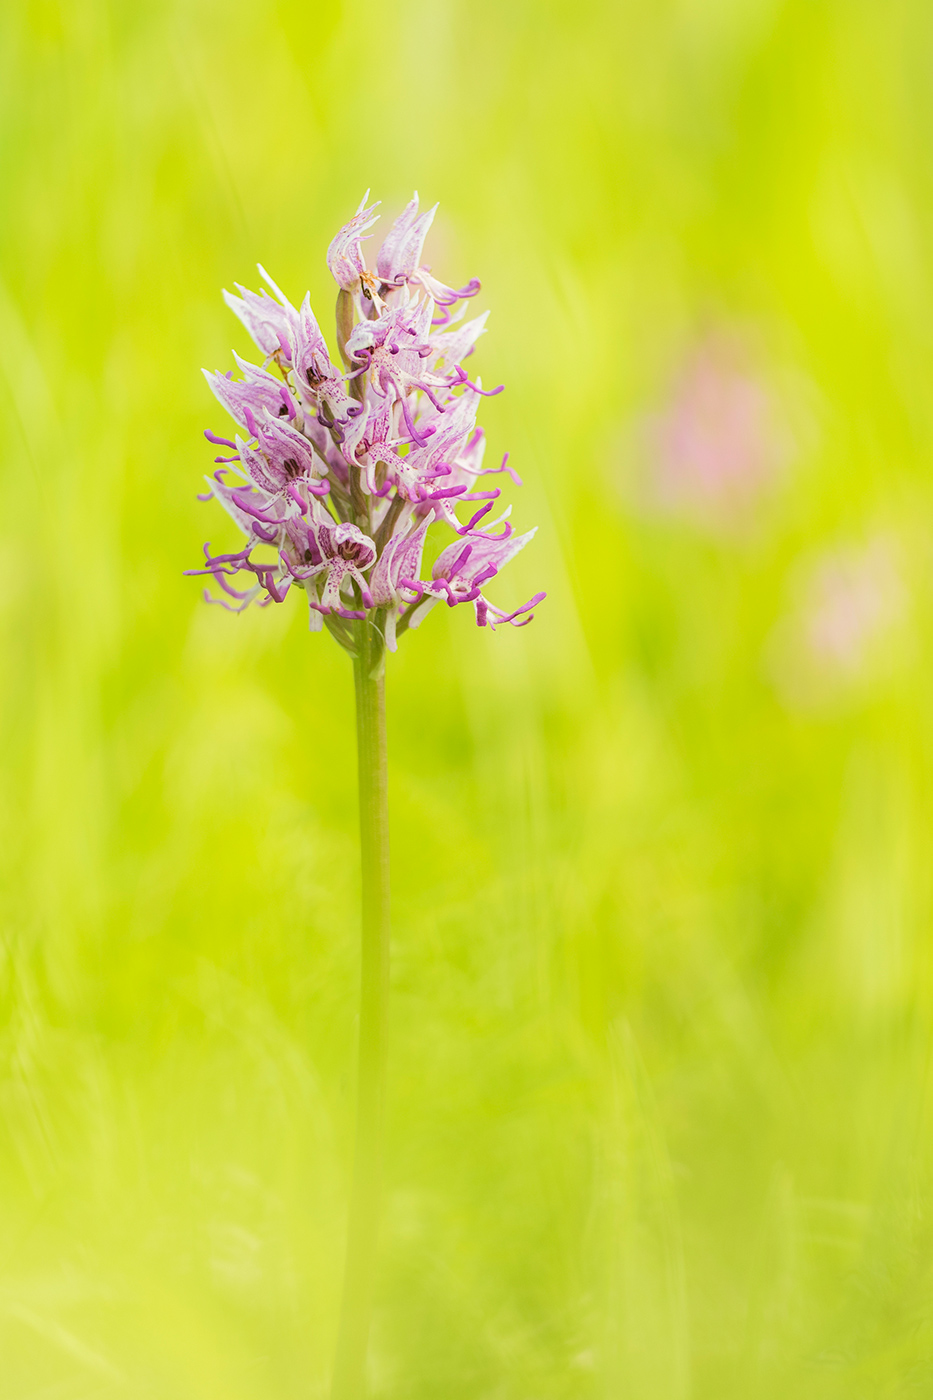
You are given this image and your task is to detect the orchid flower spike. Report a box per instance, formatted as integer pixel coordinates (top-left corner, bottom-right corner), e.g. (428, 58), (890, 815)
(189, 193), (544, 665)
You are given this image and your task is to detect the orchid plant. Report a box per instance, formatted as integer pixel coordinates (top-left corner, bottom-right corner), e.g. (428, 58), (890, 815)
(188, 194), (543, 1398)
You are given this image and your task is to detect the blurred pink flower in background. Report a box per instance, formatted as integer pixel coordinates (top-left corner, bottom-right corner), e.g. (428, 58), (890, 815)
(641, 331), (794, 530)
(805, 544), (902, 671)
(768, 538), (906, 707)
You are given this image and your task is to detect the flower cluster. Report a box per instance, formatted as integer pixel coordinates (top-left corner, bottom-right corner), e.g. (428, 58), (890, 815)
(189, 193), (544, 660)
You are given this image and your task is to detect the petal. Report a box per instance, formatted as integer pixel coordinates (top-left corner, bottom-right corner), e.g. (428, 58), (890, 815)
(223, 283), (297, 357)
(203, 362), (287, 430)
(430, 311), (489, 368)
(326, 194), (381, 289)
(432, 526), (536, 584)
(376, 193), (438, 282)
(289, 293), (339, 387)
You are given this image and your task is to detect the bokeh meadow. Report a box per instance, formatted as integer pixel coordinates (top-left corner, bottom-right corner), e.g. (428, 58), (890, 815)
(3, 0), (933, 1395)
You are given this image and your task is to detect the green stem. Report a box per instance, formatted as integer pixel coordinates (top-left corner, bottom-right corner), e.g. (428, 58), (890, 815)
(331, 620), (390, 1400)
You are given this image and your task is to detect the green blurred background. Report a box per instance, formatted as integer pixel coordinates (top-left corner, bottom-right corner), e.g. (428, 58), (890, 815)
(3, 0), (933, 1395)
